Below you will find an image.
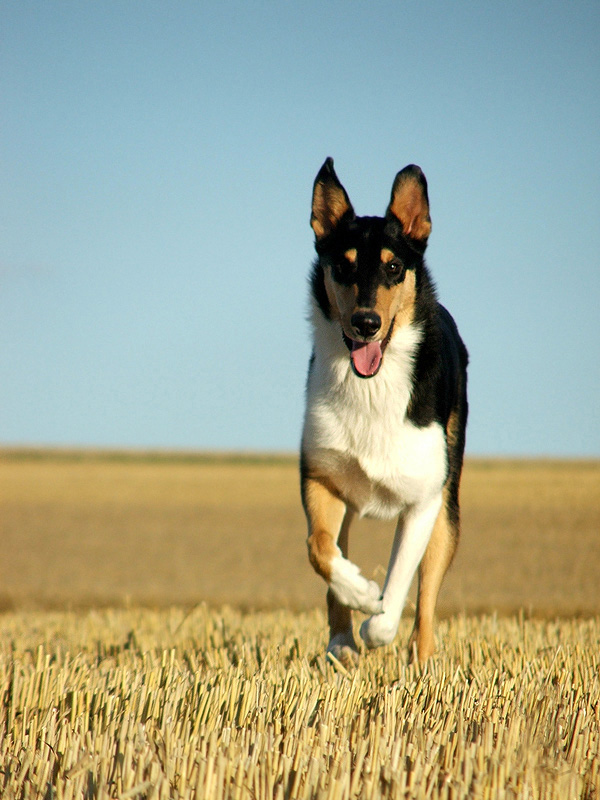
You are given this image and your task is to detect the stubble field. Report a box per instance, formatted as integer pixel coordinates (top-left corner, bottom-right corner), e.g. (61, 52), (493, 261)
(1, 450), (599, 798)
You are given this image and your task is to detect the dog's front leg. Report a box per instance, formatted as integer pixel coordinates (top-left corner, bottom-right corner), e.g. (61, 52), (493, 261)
(360, 493), (443, 654)
(303, 476), (383, 663)
(325, 506), (360, 665)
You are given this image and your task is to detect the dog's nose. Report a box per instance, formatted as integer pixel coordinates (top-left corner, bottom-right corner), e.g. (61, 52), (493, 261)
(351, 311), (381, 339)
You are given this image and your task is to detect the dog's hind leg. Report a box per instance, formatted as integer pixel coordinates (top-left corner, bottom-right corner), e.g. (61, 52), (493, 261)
(409, 491), (459, 662)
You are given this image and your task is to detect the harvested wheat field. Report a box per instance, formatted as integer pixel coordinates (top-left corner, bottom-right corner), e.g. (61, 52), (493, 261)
(1, 450), (599, 798)
(1, 607), (599, 799)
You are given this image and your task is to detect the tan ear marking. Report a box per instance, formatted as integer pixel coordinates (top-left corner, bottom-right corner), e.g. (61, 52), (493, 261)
(387, 166), (431, 243)
(311, 163), (354, 240)
(311, 186), (351, 238)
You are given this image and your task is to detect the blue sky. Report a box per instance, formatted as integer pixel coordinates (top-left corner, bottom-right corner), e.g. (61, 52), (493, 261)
(2, 1), (599, 456)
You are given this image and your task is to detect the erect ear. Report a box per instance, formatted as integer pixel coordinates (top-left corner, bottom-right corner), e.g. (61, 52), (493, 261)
(386, 165), (431, 247)
(311, 157), (355, 240)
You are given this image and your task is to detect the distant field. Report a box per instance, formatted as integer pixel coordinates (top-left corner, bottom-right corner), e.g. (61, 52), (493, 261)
(1, 450), (599, 614)
(1, 451), (599, 799)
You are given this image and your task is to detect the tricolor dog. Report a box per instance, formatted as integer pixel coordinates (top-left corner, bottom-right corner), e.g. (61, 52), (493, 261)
(301, 158), (468, 666)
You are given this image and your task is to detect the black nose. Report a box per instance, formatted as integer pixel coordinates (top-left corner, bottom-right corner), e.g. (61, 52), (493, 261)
(351, 311), (381, 339)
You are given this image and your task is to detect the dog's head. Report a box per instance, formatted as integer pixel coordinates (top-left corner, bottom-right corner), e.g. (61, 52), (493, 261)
(310, 158), (431, 378)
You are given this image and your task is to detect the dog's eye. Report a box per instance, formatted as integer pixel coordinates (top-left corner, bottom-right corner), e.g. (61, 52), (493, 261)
(386, 261), (406, 280)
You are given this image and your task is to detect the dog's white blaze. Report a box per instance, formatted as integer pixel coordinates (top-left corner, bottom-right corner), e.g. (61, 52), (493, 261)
(303, 304), (448, 520)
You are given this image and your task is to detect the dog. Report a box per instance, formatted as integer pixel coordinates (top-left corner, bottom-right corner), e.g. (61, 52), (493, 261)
(301, 158), (468, 666)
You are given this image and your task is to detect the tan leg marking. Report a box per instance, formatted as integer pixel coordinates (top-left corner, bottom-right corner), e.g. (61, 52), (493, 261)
(304, 477), (346, 581)
(303, 477), (360, 665)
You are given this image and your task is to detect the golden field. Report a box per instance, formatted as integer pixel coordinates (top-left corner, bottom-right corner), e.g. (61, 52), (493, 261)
(1, 451), (599, 799)
(1, 451), (599, 614)
(1, 607), (599, 799)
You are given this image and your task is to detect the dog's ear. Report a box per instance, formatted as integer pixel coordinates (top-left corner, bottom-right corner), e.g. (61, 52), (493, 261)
(386, 165), (431, 247)
(311, 158), (354, 240)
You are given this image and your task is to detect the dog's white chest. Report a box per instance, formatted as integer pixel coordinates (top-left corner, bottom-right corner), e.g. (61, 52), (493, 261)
(303, 319), (447, 519)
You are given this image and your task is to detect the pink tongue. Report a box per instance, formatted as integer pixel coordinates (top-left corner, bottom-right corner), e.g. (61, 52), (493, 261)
(351, 340), (383, 376)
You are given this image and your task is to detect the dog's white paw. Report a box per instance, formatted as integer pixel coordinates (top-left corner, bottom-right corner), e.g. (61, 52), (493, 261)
(329, 556), (383, 615)
(327, 632), (359, 669)
(360, 613), (399, 649)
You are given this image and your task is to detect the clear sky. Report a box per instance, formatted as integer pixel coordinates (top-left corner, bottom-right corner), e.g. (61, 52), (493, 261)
(2, 1), (599, 456)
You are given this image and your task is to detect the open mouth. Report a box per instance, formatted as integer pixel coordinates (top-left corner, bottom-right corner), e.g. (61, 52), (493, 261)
(343, 321), (394, 378)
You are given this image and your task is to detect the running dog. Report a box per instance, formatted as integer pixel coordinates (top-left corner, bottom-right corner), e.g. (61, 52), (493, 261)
(301, 158), (468, 666)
